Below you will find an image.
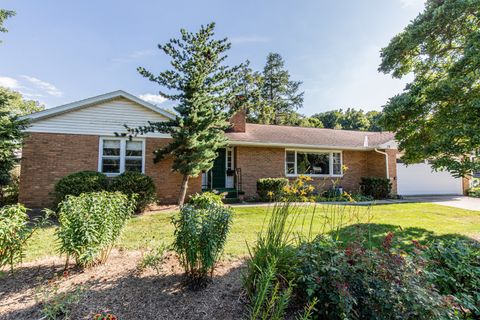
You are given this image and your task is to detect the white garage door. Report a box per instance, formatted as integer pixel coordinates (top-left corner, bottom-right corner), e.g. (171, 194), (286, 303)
(397, 162), (463, 195)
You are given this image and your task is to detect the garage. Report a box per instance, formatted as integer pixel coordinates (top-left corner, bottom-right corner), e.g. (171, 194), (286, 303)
(397, 161), (464, 196)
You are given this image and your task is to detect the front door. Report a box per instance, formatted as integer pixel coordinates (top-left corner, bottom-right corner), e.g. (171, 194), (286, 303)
(225, 147), (234, 188)
(211, 148), (226, 189)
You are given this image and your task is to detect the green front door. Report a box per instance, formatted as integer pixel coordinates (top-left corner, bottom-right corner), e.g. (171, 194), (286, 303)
(211, 148), (226, 189)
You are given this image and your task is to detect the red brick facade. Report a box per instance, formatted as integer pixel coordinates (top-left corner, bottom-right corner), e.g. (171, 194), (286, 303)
(19, 133), (202, 208)
(19, 133), (397, 208)
(234, 146), (397, 197)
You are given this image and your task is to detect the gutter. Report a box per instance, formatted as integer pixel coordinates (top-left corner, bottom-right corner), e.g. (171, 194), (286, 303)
(228, 140), (376, 151)
(374, 148), (389, 179)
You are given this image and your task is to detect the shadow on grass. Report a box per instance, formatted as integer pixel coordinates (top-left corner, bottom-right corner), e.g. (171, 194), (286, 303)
(332, 223), (479, 252)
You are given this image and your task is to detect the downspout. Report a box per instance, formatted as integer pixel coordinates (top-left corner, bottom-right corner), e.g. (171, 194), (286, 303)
(374, 148), (389, 179)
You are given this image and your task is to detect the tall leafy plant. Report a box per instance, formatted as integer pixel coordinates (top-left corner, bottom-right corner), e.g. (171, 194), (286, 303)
(125, 22), (243, 205)
(172, 203), (232, 283)
(0, 204), (49, 272)
(56, 192), (135, 267)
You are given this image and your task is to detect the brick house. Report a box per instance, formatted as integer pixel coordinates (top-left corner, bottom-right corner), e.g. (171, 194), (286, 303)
(19, 90), (446, 208)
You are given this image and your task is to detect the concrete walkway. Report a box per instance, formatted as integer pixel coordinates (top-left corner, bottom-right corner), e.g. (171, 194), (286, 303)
(403, 195), (480, 211)
(229, 196), (480, 211)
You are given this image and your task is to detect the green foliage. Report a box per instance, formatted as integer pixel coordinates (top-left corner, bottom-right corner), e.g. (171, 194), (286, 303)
(53, 171), (109, 207)
(56, 192), (135, 267)
(109, 171), (156, 212)
(0, 87), (44, 116)
(188, 191), (224, 209)
(126, 22), (243, 205)
(0, 9), (15, 37)
(422, 239), (480, 318)
(0, 92), (28, 198)
(295, 234), (454, 320)
(467, 187), (480, 198)
(379, 0), (480, 177)
(1, 172), (19, 206)
(36, 282), (84, 320)
(0, 204), (48, 272)
(317, 191), (374, 203)
(138, 243), (168, 275)
(312, 108), (384, 131)
(359, 176), (391, 199)
(172, 203), (232, 281)
(282, 175), (316, 202)
(256, 178), (289, 201)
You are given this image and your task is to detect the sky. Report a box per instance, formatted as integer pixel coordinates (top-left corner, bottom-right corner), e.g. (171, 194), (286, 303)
(0, 0), (425, 115)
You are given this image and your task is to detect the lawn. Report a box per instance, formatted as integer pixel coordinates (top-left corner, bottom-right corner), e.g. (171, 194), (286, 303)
(26, 203), (480, 262)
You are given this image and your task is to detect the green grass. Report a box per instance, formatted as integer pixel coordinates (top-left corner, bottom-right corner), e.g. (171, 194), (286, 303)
(25, 203), (480, 261)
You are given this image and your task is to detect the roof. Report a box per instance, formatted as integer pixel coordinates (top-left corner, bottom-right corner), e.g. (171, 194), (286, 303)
(24, 90), (175, 122)
(225, 123), (396, 150)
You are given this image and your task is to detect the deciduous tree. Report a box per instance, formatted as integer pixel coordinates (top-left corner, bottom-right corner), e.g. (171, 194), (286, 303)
(379, 0), (480, 177)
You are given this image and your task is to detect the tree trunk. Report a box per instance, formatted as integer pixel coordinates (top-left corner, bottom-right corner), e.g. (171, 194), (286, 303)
(178, 175), (189, 206)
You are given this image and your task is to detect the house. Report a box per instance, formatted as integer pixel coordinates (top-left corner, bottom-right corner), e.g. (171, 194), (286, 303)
(18, 90), (468, 208)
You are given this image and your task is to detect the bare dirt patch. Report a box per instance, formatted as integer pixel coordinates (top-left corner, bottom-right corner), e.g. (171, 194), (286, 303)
(0, 250), (246, 320)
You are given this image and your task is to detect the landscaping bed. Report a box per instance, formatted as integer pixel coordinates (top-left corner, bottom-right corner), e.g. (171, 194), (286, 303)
(0, 250), (246, 320)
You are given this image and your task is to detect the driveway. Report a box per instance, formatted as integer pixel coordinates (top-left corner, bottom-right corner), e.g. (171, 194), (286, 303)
(403, 195), (480, 211)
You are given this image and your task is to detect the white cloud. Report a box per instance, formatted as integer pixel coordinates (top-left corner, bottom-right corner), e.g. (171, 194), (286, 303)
(0, 76), (21, 89)
(21, 75), (63, 97)
(139, 93), (167, 105)
(230, 35), (270, 44)
(112, 49), (158, 63)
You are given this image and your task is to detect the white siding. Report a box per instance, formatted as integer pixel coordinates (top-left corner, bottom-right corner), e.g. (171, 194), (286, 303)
(26, 98), (171, 137)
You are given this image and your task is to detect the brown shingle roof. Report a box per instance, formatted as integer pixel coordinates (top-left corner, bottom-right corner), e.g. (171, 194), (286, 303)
(225, 123), (395, 150)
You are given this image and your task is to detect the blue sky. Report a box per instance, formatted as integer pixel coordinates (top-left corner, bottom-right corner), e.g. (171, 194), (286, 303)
(0, 0), (424, 115)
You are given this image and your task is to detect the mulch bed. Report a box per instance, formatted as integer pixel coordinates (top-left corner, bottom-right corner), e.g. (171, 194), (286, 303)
(0, 250), (247, 320)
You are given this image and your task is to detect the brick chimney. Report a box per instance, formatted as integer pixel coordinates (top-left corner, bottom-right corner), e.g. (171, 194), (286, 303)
(229, 109), (246, 132)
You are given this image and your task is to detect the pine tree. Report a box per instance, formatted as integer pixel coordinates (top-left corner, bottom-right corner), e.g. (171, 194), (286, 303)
(261, 53), (304, 124)
(126, 22), (243, 206)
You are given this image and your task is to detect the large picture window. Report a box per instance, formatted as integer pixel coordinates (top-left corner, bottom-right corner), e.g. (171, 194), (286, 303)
(285, 150), (343, 176)
(99, 138), (145, 176)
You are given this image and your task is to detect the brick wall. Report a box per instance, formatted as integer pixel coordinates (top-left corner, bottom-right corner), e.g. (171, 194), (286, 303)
(19, 133), (202, 208)
(234, 146), (396, 198)
(19, 133), (99, 208)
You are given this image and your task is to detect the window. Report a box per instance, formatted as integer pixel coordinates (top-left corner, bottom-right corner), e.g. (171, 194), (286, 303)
(285, 150), (342, 176)
(99, 138), (145, 176)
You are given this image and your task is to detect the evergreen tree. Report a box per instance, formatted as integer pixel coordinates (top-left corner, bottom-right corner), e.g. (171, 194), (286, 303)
(126, 23), (243, 205)
(261, 53), (304, 124)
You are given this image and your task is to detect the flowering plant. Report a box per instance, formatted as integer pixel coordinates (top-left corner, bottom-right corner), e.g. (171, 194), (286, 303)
(282, 175), (316, 202)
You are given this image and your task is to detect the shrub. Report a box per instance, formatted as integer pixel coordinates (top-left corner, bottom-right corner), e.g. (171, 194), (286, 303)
(257, 178), (289, 201)
(0, 174), (19, 206)
(188, 191), (223, 209)
(137, 243), (168, 275)
(467, 187), (480, 198)
(172, 203), (232, 282)
(282, 175), (316, 202)
(0, 204), (48, 272)
(359, 176), (391, 199)
(36, 281), (84, 320)
(422, 239), (480, 318)
(56, 192), (136, 267)
(53, 171), (109, 207)
(109, 171), (156, 212)
(295, 234), (454, 320)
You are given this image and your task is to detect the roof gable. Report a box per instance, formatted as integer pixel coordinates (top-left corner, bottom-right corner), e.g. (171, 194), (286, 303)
(25, 90), (175, 122)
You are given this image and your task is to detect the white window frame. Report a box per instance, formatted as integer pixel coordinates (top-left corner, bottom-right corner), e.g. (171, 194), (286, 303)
(285, 149), (343, 177)
(98, 137), (146, 176)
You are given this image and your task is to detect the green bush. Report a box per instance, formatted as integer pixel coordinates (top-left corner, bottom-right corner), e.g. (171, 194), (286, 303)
(172, 203), (232, 282)
(257, 178), (289, 201)
(188, 191), (223, 209)
(422, 239), (480, 318)
(53, 171), (109, 207)
(109, 171), (156, 212)
(0, 204), (48, 272)
(467, 187), (480, 198)
(359, 176), (392, 199)
(56, 191), (136, 267)
(295, 234), (454, 320)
